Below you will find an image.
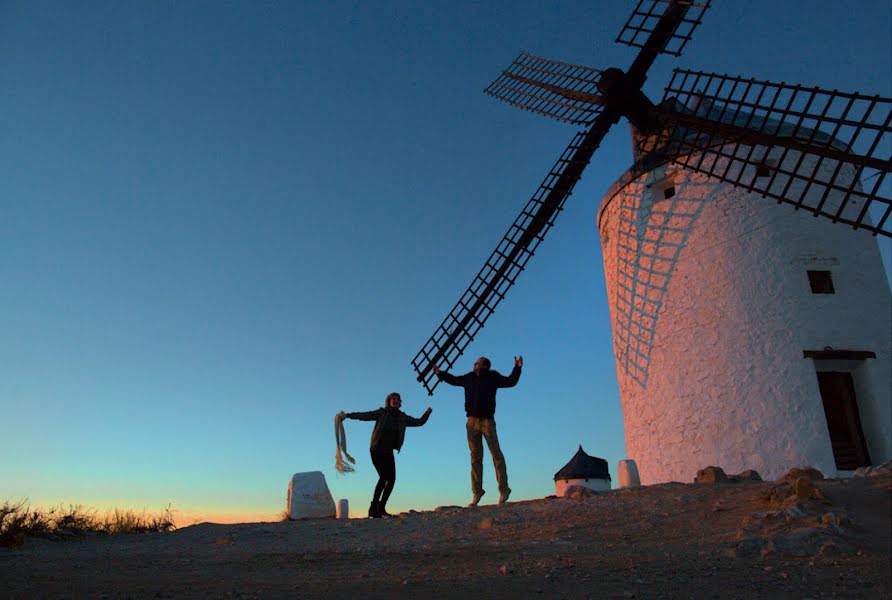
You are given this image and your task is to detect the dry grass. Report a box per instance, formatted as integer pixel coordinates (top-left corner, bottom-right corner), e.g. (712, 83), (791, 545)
(0, 500), (175, 547)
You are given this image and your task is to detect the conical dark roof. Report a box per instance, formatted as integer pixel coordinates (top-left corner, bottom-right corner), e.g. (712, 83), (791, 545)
(553, 445), (611, 481)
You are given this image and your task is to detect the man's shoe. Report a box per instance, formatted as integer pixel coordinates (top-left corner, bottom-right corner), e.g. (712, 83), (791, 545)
(498, 488), (511, 504)
(368, 501), (382, 518)
(379, 504), (393, 518)
(468, 490), (485, 507)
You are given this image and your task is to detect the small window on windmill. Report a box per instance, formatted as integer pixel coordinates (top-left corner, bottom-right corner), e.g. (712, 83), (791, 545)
(807, 270), (835, 294)
(756, 158), (777, 179)
(649, 174), (677, 203)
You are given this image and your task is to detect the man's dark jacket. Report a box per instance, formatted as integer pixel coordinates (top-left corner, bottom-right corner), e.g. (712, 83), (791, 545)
(437, 366), (521, 419)
(344, 407), (430, 451)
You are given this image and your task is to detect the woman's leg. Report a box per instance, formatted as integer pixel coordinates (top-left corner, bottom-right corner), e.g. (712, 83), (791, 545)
(377, 451), (396, 510)
(369, 449), (389, 517)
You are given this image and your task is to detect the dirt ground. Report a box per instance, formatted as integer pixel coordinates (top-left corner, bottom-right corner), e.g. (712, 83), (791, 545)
(2, 474), (889, 599)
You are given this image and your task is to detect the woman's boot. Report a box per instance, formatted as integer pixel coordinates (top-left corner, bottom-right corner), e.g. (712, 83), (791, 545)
(378, 503), (392, 518)
(368, 500), (381, 518)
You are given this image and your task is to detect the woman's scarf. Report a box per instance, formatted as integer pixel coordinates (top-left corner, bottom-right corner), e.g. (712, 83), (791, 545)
(334, 413), (356, 474)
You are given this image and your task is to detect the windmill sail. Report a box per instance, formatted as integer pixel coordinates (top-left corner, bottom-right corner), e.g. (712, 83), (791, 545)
(411, 115), (618, 394)
(646, 69), (892, 236)
(484, 51), (605, 125)
(412, 1), (715, 394)
(616, 0), (711, 59)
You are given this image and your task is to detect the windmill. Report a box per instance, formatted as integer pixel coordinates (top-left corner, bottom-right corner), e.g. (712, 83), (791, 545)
(411, 0), (892, 403)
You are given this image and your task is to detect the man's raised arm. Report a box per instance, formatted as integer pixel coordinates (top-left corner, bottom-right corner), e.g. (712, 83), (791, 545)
(495, 355), (523, 388)
(432, 363), (463, 387)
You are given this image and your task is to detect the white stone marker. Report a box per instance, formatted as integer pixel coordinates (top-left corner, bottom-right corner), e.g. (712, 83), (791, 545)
(286, 471), (335, 520)
(618, 459), (640, 488)
(336, 499), (349, 520)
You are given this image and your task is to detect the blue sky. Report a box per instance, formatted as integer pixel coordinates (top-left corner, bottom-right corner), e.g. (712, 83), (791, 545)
(2, 1), (890, 522)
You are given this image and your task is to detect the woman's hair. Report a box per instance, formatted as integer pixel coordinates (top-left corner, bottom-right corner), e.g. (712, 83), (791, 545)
(385, 392), (401, 406)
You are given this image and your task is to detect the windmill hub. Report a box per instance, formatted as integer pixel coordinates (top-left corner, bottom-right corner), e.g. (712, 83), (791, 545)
(596, 67), (662, 135)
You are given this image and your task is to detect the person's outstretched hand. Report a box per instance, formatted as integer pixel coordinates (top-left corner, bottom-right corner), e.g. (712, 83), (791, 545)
(424, 407), (433, 415)
(337, 411), (346, 420)
(514, 355), (523, 368)
(431, 363), (440, 374)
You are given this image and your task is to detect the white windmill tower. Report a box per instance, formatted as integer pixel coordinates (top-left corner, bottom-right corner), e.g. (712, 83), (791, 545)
(598, 103), (892, 482)
(410, 2), (892, 482)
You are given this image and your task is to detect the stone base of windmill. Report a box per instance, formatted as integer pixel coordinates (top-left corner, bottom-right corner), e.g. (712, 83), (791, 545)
(286, 471), (336, 520)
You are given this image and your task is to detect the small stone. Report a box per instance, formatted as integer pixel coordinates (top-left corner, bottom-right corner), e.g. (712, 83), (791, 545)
(793, 477), (816, 498)
(623, 591), (636, 598)
(782, 506), (806, 520)
(733, 538), (762, 557)
(479, 517), (495, 530)
(731, 470), (762, 482)
(499, 564), (513, 575)
(852, 459), (892, 478)
(820, 512), (839, 527)
(565, 485), (598, 500)
(779, 467), (824, 483)
(760, 541), (779, 557)
(695, 466), (728, 484)
(819, 542), (845, 557)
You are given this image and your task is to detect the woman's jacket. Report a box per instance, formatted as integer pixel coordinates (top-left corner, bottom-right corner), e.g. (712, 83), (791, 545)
(344, 407), (429, 451)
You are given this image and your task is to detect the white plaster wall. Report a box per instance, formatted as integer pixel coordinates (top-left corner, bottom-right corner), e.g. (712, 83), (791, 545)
(555, 478), (612, 496)
(597, 149), (892, 484)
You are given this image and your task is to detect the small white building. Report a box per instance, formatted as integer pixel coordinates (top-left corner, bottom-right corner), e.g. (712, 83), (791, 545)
(554, 445), (612, 495)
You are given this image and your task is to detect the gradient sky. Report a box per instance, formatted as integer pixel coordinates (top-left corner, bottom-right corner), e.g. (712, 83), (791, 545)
(2, 1), (890, 523)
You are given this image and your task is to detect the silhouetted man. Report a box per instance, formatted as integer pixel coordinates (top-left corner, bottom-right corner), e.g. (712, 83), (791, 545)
(432, 355), (523, 506)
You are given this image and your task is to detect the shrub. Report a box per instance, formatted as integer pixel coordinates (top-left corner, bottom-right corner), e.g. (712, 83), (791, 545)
(0, 500), (176, 547)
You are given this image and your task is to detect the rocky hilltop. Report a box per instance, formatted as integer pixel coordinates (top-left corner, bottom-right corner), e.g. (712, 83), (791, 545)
(2, 469), (890, 599)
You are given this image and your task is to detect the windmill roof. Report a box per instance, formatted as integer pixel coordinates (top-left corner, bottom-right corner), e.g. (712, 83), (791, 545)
(600, 95), (851, 228)
(630, 96), (847, 163)
(554, 445), (611, 481)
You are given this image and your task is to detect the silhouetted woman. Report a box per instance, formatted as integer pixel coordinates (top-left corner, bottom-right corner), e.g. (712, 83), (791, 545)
(339, 393), (432, 518)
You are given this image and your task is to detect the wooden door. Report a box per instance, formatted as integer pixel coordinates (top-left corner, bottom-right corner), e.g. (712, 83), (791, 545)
(816, 371), (872, 470)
